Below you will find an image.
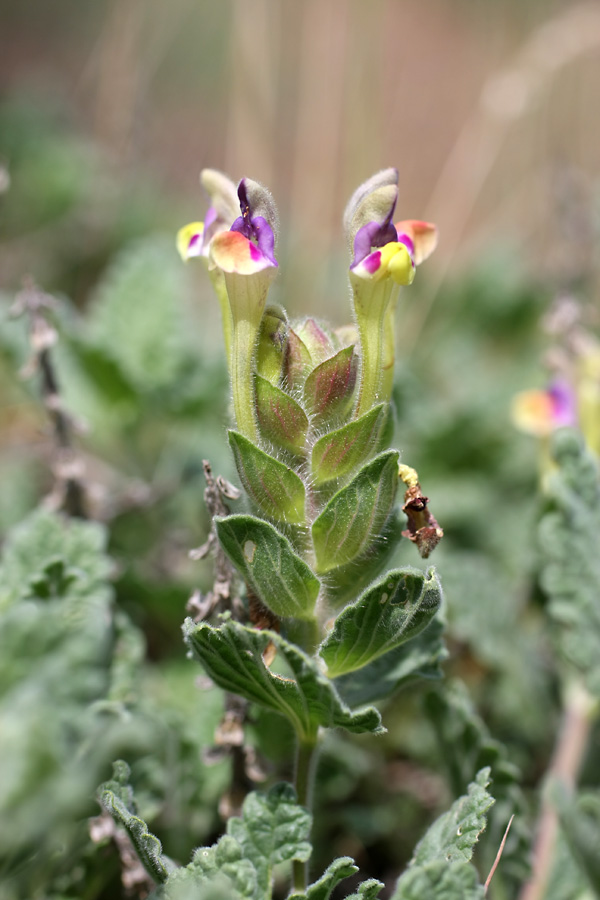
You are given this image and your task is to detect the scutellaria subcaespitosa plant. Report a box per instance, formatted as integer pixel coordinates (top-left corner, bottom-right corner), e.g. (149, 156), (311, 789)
(98, 169), (499, 900)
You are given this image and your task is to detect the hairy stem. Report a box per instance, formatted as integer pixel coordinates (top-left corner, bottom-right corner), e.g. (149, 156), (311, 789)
(293, 736), (319, 893)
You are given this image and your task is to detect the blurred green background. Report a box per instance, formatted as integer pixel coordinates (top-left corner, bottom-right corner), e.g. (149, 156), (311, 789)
(1, 1), (600, 898)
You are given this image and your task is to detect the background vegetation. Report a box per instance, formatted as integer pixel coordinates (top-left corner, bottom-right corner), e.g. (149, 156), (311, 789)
(1, 2), (600, 898)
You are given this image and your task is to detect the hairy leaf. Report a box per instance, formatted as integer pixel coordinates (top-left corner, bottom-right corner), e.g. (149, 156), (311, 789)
(255, 374), (309, 454)
(311, 405), (384, 485)
(539, 429), (600, 696)
(411, 768), (494, 866)
(346, 879), (385, 899)
(556, 787), (600, 895)
(183, 617), (383, 741)
(320, 567), (441, 677)
(304, 346), (357, 422)
(229, 430), (306, 525)
(333, 616), (446, 707)
(312, 451), (399, 574)
(228, 783), (311, 893)
(289, 857), (358, 900)
(215, 515), (319, 620)
(98, 760), (172, 884)
(165, 835), (257, 900)
(393, 860), (485, 900)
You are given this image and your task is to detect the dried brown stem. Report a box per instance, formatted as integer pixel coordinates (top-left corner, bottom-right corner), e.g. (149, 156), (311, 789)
(11, 278), (88, 518)
(519, 681), (595, 900)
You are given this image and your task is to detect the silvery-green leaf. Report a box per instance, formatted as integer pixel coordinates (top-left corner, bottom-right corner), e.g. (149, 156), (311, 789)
(312, 451), (399, 574)
(228, 783), (311, 894)
(346, 879), (385, 900)
(98, 760), (173, 884)
(289, 857), (358, 900)
(539, 429), (600, 697)
(183, 617), (383, 742)
(320, 567), (441, 677)
(215, 515), (319, 620)
(229, 430), (306, 525)
(411, 768), (494, 866)
(303, 346), (357, 422)
(311, 405), (384, 485)
(393, 860), (485, 900)
(165, 835), (256, 900)
(255, 375), (309, 455)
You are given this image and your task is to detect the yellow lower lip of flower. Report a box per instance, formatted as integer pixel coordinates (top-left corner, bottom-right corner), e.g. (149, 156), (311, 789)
(177, 221), (204, 261)
(381, 242), (415, 285)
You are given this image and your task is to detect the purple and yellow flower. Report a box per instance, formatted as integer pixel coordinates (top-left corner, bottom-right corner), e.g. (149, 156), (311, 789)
(178, 173), (279, 442)
(512, 380), (578, 437)
(344, 169), (437, 417)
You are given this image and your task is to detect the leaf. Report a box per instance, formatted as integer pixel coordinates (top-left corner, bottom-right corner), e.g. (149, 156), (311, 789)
(256, 305), (288, 385)
(228, 783), (312, 894)
(333, 616), (446, 707)
(215, 515), (319, 621)
(411, 768), (494, 866)
(312, 451), (399, 574)
(98, 760), (172, 884)
(88, 237), (186, 392)
(424, 680), (531, 889)
(165, 835), (257, 900)
(303, 346), (357, 422)
(229, 430), (306, 525)
(289, 857), (358, 900)
(311, 405), (384, 485)
(183, 617), (384, 742)
(285, 327), (313, 388)
(556, 787), (600, 895)
(393, 860), (485, 900)
(539, 429), (600, 697)
(320, 567), (442, 677)
(323, 512), (404, 608)
(346, 879), (385, 900)
(255, 374), (309, 455)
(0, 507), (111, 610)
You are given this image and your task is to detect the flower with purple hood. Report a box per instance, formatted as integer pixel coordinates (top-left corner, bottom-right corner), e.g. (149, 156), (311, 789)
(179, 172), (279, 442)
(344, 168), (437, 417)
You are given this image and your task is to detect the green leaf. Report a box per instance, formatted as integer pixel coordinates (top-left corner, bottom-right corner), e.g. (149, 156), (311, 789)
(215, 515), (319, 621)
(165, 835), (257, 900)
(285, 327), (313, 389)
(411, 768), (494, 866)
(320, 567), (441, 677)
(228, 783), (312, 894)
(539, 429), (600, 696)
(88, 237), (186, 392)
(346, 879), (385, 900)
(333, 616), (446, 707)
(323, 512), (404, 608)
(393, 860), (485, 900)
(312, 451), (399, 574)
(311, 405), (384, 485)
(256, 305), (288, 385)
(255, 375), (309, 455)
(229, 430), (306, 525)
(303, 346), (357, 422)
(556, 787), (600, 895)
(289, 857), (358, 900)
(183, 617), (383, 742)
(98, 760), (173, 884)
(0, 507), (111, 610)
(424, 680), (531, 889)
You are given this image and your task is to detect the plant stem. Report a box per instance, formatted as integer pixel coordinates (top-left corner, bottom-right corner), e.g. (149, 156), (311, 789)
(292, 736), (319, 893)
(518, 680), (595, 900)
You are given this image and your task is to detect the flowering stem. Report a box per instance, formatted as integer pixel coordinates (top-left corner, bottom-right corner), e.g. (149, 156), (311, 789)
(293, 735), (319, 893)
(225, 271), (272, 443)
(352, 277), (395, 418)
(209, 269), (233, 364)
